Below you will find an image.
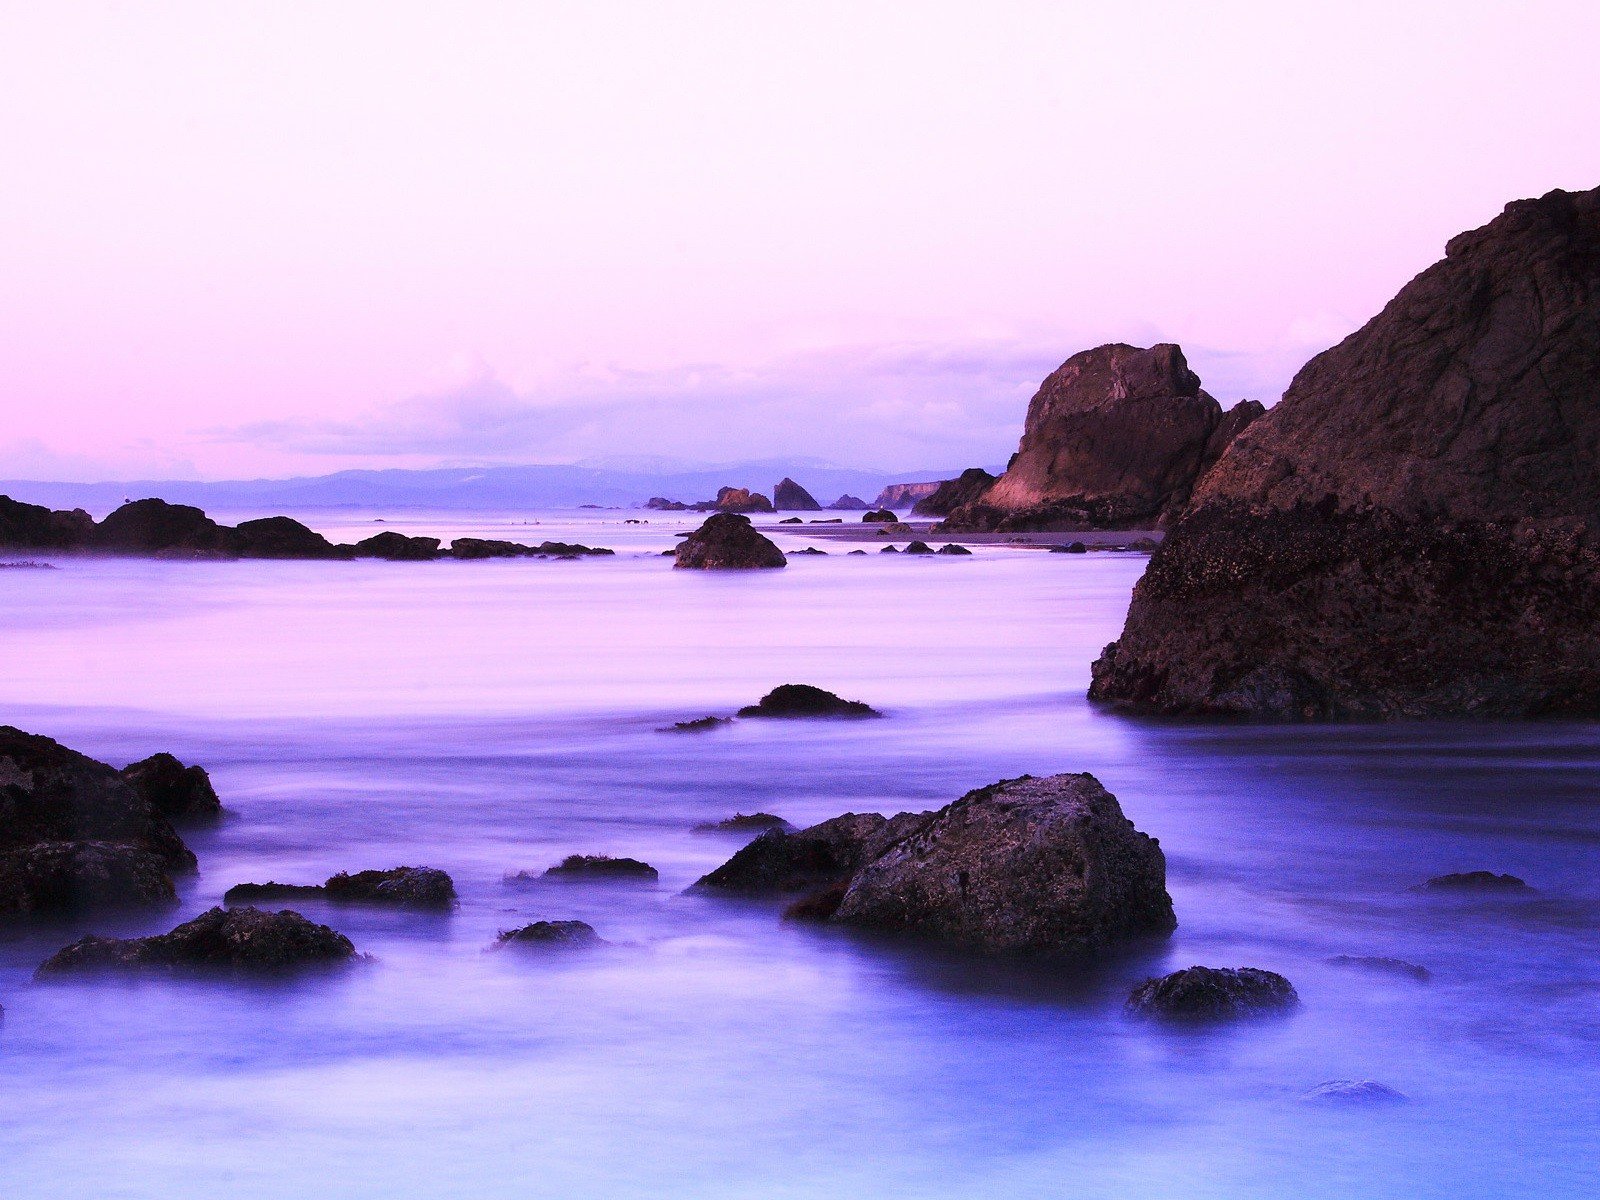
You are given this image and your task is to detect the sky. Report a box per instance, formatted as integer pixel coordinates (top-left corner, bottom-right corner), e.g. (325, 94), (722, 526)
(1, 1), (1596, 481)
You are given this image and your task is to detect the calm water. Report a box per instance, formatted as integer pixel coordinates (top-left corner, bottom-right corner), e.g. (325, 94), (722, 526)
(2, 510), (1597, 1199)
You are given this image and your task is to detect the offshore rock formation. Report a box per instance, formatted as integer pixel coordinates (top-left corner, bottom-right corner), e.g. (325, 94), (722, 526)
(911, 468), (997, 516)
(875, 481), (940, 509)
(828, 494), (871, 511)
(736, 684), (881, 718)
(773, 478), (822, 511)
(224, 866), (457, 908)
(0, 495), (93, 548)
(708, 486), (775, 514)
(1126, 966), (1299, 1022)
(674, 513), (787, 569)
(698, 774), (1174, 958)
(36, 907), (358, 976)
(1092, 187), (1600, 719)
(941, 344), (1262, 531)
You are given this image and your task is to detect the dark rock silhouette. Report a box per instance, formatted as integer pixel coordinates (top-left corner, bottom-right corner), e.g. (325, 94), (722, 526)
(36, 906), (358, 976)
(543, 855), (659, 880)
(693, 813), (793, 833)
(861, 509), (897, 523)
(902, 540), (934, 555)
(224, 881), (326, 904)
(0, 841), (176, 915)
(736, 684), (881, 718)
(1325, 955), (1431, 982)
(1092, 188), (1600, 719)
(832, 774), (1175, 955)
(694, 812), (931, 895)
(354, 531), (441, 560)
(935, 543), (972, 555)
(1419, 871), (1530, 892)
(234, 516), (346, 559)
(645, 497), (689, 511)
(119, 753), (222, 822)
(829, 495), (870, 510)
(324, 867), (457, 907)
(1127, 966), (1298, 1021)
(674, 513), (786, 569)
(91, 498), (235, 554)
(0, 495), (93, 549)
(493, 920), (604, 949)
(450, 538), (612, 559)
(912, 468), (997, 516)
(773, 478), (822, 510)
(660, 716), (732, 733)
(940, 344), (1261, 531)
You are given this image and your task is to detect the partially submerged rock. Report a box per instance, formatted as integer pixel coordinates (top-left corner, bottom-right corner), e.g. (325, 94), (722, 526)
(694, 812), (930, 895)
(711, 487), (774, 514)
(902, 540), (934, 555)
(829, 495), (870, 511)
(1325, 955), (1431, 982)
(736, 684), (881, 719)
(1301, 1079), (1407, 1106)
(234, 516), (345, 559)
(224, 881), (326, 904)
(673, 513), (787, 569)
(119, 752), (222, 822)
(660, 716), (732, 733)
(90, 499), (235, 554)
(693, 813), (793, 833)
(935, 543), (972, 555)
(36, 906), (358, 976)
(324, 867), (456, 907)
(354, 531), (442, 560)
(543, 855), (659, 881)
(0, 841), (176, 914)
(861, 509), (897, 523)
(1126, 966), (1299, 1021)
(493, 920), (605, 949)
(0, 495), (93, 549)
(1419, 871), (1531, 892)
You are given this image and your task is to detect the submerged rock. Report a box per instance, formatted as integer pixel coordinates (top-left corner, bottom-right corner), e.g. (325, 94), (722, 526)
(1419, 871), (1531, 892)
(543, 855), (659, 881)
(773, 478), (822, 511)
(324, 866), (456, 907)
(1325, 955), (1431, 982)
(1091, 188), (1600, 719)
(1126, 966), (1299, 1021)
(832, 774), (1175, 956)
(119, 753), (222, 822)
(36, 906), (358, 976)
(493, 920), (605, 949)
(660, 716), (732, 733)
(779, 517), (804, 524)
(674, 513), (787, 570)
(737, 684), (881, 719)
(1301, 1079), (1407, 1106)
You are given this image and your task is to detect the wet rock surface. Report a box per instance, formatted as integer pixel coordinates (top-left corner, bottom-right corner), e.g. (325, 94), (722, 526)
(736, 684), (881, 719)
(694, 812), (932, 895)
(493, 920), (605, 949)
(119, 753), (222, 822)
(36, 906), (358, 976)
(543, 855), (659, 881)
(673, 513), (787, 569)
(1126, 966), (1299, 1021)
(0, 841), (176, 914)
(324, 867), (457, 907)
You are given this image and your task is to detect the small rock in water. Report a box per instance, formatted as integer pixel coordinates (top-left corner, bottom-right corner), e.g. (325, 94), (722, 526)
(660, 715), (731, 733)
(324, 866), (457, 908)
(779, 517), (804, 524)
(792, 547), (827, 555)
(1127, 966), (1299, 1022)
(1325, 954), (1431, 982)
(737, 684), (881, 719)
(224, 881), (326, 904)
(493, 920), (605, 949)
(903, 540), (935, 555)
(35, 906), (358, 976)
(848, 549), (867, 555)
(879, 545), (900, 554)
(693, 813), (792, 833)
(542, 855), (659, 881)
(1418, 871), (1530, 892)
(935, 543), (972, 555)
(673, 513), (786, 570)
(1301, 1079), (1407, 1105)
(861, 509), (897, 523)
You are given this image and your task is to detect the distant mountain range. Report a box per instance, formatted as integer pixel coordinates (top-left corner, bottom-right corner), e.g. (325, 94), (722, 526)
(0, 458), (1002, 516)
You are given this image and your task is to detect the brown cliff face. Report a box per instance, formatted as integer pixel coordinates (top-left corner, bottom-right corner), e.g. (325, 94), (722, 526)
(1092, 187), (1600, 719)
(943, 344), (1259, 530)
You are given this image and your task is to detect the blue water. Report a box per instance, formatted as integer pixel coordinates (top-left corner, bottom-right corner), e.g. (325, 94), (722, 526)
(1, 510), (1596, 1198)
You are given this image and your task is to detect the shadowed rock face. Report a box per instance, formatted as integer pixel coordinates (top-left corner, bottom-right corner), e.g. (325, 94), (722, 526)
(693, 812), (933, 895)
(828, 495), (870, 511)
(234, 516), (345, 559)
(119, 753), (222, 822)
(0, 841), (176, 915)
(911, 468), (997, 516)
(1092, 187), (1600, 719)
(36, 907), (358, 976)
(736, 684), (880, 718)
(773, 478), (822, 510)
(0, 496), (93, 549)
(942, 345), (1261, 531)
(674, 513), (787, 569)
(712, 487), (775, 514)
(1126, 966), (1298, 1022)
(91, 498), (234, 553)
(354, 531), (441, 560)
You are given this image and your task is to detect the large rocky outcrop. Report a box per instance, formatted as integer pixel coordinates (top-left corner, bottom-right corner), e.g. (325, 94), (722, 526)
(1092, 187), (1600, 719)
(674, 513), (787, 569)
(875, 482), (940, 509)
(941, 345), (1261, 531)
(89, 499), (235, 554)
(233, 516), (346, 559)
(773, 478), (822, 511)
(911, 468), (998, 516)
(0, 496), (93, 549)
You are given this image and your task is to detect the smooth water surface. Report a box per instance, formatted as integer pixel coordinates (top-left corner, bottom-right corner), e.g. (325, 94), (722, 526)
(2, 511), (1597, 1198)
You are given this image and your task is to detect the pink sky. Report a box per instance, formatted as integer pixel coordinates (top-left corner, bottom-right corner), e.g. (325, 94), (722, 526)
(1, 2), (1595, 480)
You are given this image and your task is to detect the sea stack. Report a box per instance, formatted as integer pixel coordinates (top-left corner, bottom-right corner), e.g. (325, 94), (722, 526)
(1091, 186), (1600, 719)
(674, 513), (787, 569)
(941, 344), (1261, 531)
(772, 478), (822, 511)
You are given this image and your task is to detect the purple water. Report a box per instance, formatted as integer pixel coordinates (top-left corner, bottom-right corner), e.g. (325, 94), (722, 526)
(2, 510), (1596, 1198)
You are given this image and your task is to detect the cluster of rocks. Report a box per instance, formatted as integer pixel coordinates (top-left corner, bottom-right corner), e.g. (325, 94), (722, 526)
(1091, 186), (1600, 719)
(647, 480), (868, 514)
(0, 496), (613, 562)
(224, 866), (457, 908)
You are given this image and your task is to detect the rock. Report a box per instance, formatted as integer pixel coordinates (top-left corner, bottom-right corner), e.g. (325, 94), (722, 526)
(530, 540), (613, 557)
(1325, 955), (1431, 982)
(902, 540), (935, 555)
(829, 495), (871, 511)
(692, 813), (792, 833)
(1301, 1080), (1407, 1106)
(1093, 188), (1600, 719)
(323, 866), (457, 907)
(1126, 966), (1299, 1021)
(543, 855), (658, 880)
(1054, 541), (1088, 553)
(234, 516), (344, 559)
(119, 752), (222, 822)
(674, 513), (787, 569)
(353, 531), (441, 560)
(879, 545), (900, 554)
(0, 495), (94, 549)
(782, 880), (850, 921)
(1419, 871), (1530, 892)
(224, 881), (327, 904)
(874, 482), (940, 509)
(645, 497), (688, 511)
(832, 774), (1175, 956)
(91, 498), (236, 554)
(861, 509), (898, 523)
(694, 812), (932, 895)
(912, 469), (998, 516)
(941, 345), (1261, 531)
(1, 726), (196, 886)
(935, 543), (973, 555)
(1130, 537), (1160, 552)
(0, 841), (176, 914)
(36, 906), (358, 976)
(809, 518), (843, 524)
(736, 684), (881, 718)
(773, 478), (822, 511)
(712, 487), (775, 514)
(450, 538), (528, 558)
(779, 517), (804, 524)
(660, 715), (732, 733)
(793, 547), (827, 555)
(848, 549), (867, 555)
(493, 920), (604, 949)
